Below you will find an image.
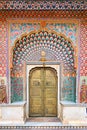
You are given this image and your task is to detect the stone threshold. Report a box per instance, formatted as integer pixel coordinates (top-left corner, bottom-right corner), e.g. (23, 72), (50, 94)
(27, 117), (60, 122)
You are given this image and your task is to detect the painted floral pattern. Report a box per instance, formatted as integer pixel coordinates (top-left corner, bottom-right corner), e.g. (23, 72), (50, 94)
(46, 23), (77, 45)
(10, 23), (40, 46)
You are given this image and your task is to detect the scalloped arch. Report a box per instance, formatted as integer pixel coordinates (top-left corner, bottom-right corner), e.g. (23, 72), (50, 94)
(12, 29), (76, 54)
(12, 30), (76, 74)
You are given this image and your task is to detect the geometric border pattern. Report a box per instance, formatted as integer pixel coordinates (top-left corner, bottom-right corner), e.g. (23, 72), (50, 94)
(0, 11), (87, 22)
(0, 0), (87, 10)
(0, 126), (87, 129)
(0, 22), (7, 77)
(80, 22), (87, 76)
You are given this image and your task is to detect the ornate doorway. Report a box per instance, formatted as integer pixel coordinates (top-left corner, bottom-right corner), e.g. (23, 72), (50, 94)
(29, 67), (57, 117)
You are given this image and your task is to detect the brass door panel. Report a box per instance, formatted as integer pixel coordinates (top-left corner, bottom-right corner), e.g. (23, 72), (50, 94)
(29, 67), (57, 117)
(45, 89), (57, 97)
(44, 68), (57, 117)
(29, 69), (43, 116)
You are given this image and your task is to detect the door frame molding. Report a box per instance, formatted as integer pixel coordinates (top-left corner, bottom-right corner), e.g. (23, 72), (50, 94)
(26, 61), (63, 118)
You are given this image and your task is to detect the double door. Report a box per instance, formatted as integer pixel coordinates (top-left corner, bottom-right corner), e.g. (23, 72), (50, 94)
(29, 67), (57, 117)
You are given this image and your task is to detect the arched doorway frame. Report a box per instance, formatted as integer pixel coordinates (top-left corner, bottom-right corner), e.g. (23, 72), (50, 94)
(26, 61), (63, 118)
(10, 28), (77, 107)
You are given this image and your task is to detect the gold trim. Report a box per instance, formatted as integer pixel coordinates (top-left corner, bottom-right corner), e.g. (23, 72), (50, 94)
(7, 18), (79, 24)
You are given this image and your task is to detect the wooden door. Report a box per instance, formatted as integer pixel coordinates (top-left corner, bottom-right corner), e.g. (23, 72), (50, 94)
(44, 68), (57, 116)
(29, 67), (57, 117)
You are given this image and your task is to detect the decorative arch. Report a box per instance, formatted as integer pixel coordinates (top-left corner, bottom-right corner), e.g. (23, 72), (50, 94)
(11, 30), (76, 103)
(12, 30), (76, 76)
